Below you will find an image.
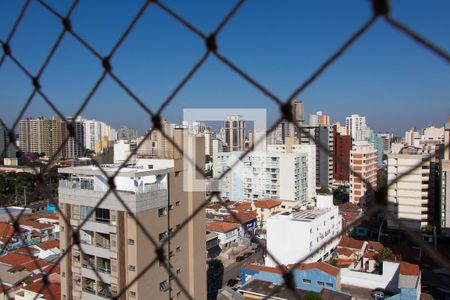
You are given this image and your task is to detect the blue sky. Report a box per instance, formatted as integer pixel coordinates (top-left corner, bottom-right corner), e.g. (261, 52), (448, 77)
(1, 0), (449, 136)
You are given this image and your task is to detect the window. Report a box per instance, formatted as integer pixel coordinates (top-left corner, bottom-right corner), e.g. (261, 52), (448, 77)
(80, 206), (93, 220)
(128, 239), (135, 245)
(176, 268), (181, 275)
(326, 283), (333, 288)
(175, 201), (180, 207)
(95, 208), (110, 223)
(175, 171), (180, 176)
(303, 279), (311, 284)
(317, 281), (324, 286)
(169, 204), (174, 210)
(128, 265), (136, 272)
(158, 208), (167, 217)
(129, 291), (136, 298)
(72, 205), (80, 219)
(176, 246), (181, 252)
(160, 280), (170, 292)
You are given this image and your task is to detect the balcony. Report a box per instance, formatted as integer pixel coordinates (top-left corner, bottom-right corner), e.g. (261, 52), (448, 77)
(82, 278), (96, 295)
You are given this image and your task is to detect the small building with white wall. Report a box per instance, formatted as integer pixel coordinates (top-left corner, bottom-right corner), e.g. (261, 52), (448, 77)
(266, 201), (342, 266)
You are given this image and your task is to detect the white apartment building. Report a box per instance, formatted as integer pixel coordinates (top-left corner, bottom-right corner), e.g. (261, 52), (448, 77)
(59, 151), (207, 299)
(350, 141), (378, 206)
(213, 151), (308, 204)
(113, 140), (137, 163)
(266, 197), (342, 266)
(83, 119), (116, 151)
(422, 125), (444, 143)
(387, 153), (431, 231)
(404, 128), (421, 147)
(268, 143), (317, 201)
(346, 114), (372, 141)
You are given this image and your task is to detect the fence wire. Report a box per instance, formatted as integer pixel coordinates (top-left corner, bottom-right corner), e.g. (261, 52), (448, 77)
(0, 0), (449, 299)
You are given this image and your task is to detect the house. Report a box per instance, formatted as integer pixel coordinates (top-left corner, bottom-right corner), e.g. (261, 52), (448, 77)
(206, 231), (221, 259)
(14, 273), (61, 300)
(206, 221), (239, 249)
(223, 211), (257, 238)
(253, 200), (282, 229)
(32, 240), (60, 260)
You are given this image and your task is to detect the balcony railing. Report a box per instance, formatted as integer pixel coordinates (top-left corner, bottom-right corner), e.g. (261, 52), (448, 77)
(59, 179), (167, 194)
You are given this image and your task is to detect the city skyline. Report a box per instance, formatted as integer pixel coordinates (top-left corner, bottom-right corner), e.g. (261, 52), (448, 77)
(1, 1), (449, 135)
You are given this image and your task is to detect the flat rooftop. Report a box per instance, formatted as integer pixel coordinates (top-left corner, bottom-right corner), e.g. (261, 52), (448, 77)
(58, 164), (173, 177)
(275, 207), (332, 222)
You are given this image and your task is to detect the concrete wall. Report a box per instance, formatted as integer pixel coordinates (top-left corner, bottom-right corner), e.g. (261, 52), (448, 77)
(340, 261), (400, 292)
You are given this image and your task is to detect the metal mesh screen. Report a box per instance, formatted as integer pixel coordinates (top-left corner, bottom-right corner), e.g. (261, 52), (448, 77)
(0, 0), (449, 299)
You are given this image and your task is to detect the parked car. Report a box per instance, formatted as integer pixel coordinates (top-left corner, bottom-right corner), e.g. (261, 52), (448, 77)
(371, 288), (386, 299)
(235, 256), (245, 262)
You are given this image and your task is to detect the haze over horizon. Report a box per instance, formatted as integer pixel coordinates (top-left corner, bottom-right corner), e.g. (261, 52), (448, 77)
(1, 0), (449, 136)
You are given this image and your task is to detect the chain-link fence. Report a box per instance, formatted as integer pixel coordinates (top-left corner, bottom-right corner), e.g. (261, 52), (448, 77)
(0, 0), (449, 299)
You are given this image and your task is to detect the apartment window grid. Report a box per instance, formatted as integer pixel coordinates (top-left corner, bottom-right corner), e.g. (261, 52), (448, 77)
(0, 0), (449, 299)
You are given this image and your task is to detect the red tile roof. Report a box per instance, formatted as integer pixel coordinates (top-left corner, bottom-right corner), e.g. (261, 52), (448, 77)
(338, 238), (364, 250)
(22, 280), (61, 299)
(233, 202), (252, 212)
(367, 241), (383, 251)
(0, 253), (34, 266)
(224, 211), (257, 224)
(337, 259), (354, 267)
(399, 262), (420, 276)
(294, 262), (340, 276)
(207, 221), (239, 233)
(254, 200), (281, 209)
(363, 252), (376, 259)
(207, 203), (222, 210)
(244, 264), (286, 274)
(0, 222), (16, 239)
(36, 240), (59, 250)
(21, 259), (53, 272)
(336, 247), (354, 257)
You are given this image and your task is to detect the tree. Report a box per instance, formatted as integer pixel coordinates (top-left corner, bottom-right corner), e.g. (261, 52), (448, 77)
(317, 187), (331, 195)
(304, 291), (323, 300)
(376, 247), (394, 264)
(421, 224), (433, 234)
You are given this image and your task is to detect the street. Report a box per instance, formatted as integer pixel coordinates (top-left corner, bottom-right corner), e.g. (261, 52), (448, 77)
(221, 249), (264, 287)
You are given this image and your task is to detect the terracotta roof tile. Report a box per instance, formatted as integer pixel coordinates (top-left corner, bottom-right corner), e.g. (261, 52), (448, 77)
(295, 262), (340, 276)
(207, 221), (239, 233)
(36, 240), (59, 250)
(367, 241), (383, 251)
(336, 247), (354, 257)
(254, 200), (281, 209)
(22, 280), (61, 299)
(0, 253), (34, 266)
(223, 211), (257, 224)
(243, 264), (286, 274)
(338, 238), (364, 250)
(399, 262), (420, 276)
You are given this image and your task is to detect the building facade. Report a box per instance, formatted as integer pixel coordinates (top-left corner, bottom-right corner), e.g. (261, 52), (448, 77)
(224, 115), (245, 152)
(266, 203), (342, 266)
(59, 131), (206, 300)
(333, 126), (351, 182)
(387, 154), (432, 231)
(350, 142), (378, 206)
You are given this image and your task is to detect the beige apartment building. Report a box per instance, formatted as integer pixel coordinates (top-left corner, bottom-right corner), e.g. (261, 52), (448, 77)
(387, 153), (431, 231)
(59, 130), (206, 300)
(349, 142), (378, 206)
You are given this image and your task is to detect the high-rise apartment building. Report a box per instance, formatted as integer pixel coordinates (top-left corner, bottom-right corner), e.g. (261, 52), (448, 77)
(213, 151), (308, 204)
(84, 119), (117, 152)
(59, 130), (206, 300)
(118, 125), (138, 141)
(404, 128), (421, 147)
(440, 160), (450, 237)
(377, 132), (393, 154)
(346, 114), (372, 141)
(66, 117), (85, 159)
(444, 116), (450, 160)
(333, 125), (351, 182)
(350, 142), (378, 206)
(0, 124), (16, 158)
(387, 153), (432, 231)
(19, 116), (67, 158)
(224, 115), (245, 152)
(268, 141), (317, 201)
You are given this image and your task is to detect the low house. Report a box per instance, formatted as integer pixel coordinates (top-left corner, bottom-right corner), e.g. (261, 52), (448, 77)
(223, 211), (257, 238)
(14, 273), (61, 300)
(253, 200), (282, 229)
(206, 231), (221, 259)
(206, 221), (239, 249)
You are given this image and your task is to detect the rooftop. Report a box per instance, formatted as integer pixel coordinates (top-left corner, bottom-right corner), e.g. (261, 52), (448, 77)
(274, 207), (333, 222)
(207, 221), (239, 233)
(293, 262), (340, 276)
(399, 262), (420, 276)
(254, 200), (281, 209)
(338, 238), (365, 250)
(58, 164), (172, 177)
